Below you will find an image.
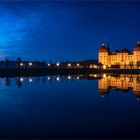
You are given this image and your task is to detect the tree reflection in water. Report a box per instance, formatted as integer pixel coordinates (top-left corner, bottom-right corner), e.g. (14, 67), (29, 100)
(2, 74), (140, 100)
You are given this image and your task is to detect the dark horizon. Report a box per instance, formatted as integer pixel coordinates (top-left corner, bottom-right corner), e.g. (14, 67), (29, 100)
(0, 1), (140, 61)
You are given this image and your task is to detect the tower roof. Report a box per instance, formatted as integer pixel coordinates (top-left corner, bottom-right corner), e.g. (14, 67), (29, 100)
(134, 41), (140, 51)
(114, 49), (120, 53)
(99, 42), (109, 53)
(121, 48), (130, 53)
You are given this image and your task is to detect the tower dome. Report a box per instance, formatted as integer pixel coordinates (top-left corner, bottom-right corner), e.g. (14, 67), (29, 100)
(121, 48), (130, 53)
(99, 43), (108, 53)
(134, 41), (140, 51)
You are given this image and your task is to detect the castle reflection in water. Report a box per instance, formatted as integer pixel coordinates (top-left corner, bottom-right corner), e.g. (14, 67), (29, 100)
(1, 74), (140, 100)
(98, 74), (140, 98)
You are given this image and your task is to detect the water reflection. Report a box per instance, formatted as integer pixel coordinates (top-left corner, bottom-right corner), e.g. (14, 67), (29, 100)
(98, 74), (140, 99)
(0, 74), (140, 139)
(2, 74), (140, 100)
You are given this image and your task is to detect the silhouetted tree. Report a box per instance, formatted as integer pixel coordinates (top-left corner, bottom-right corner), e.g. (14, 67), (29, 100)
(16, 77), (23, 88)
(17, 57), (22, 68)
(5, 58), (10, 68)
(5, 77), (11, 87)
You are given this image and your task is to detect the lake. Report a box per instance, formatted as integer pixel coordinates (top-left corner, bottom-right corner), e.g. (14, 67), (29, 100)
(0, 74), (140, 139)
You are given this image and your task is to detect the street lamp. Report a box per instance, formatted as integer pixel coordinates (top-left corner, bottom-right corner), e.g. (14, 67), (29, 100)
(56, 63), (60, 67)
(29, 62), (32, 67)
(68, 76), (71, 79)
(77, 63), (80, 67)
(20, 63), (23, 66)
(68, 63), (71, 67)
(20, 63), (24, 68)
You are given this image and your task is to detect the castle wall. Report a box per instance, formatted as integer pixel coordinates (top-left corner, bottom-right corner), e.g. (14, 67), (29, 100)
(98, 50), (140, 68)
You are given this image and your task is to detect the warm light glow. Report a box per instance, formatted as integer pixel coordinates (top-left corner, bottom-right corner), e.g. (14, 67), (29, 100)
(20, 63), (23, 66)
(103, 73), (106, 78)
(99, 41), (140, 69)
(103, 65), (106, 69)
(56, 63), (60, 66)
(48, 63), (51, 66)
(29, 78), (32, 82)
(77, 63), (80, 67)
(94, 74), (97, 77)
(99, 74), (140, 98)
(94, 65), (97, 68)
(29, 62), (32, 66)
(68, 63), (71, 67)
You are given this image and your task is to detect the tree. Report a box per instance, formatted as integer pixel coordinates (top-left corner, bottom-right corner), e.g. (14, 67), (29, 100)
(5, 58), (10, 68)
(16, 57), (22, 68)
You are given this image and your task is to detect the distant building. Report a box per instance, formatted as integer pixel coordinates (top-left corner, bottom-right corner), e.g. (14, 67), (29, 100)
(98, 41), (140, 69)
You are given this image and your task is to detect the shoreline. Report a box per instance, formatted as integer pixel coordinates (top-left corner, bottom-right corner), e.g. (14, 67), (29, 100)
(0, 68), (139, 77)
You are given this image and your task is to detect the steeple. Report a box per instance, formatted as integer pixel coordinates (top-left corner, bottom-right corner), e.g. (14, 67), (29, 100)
(107, 41), (110, 53)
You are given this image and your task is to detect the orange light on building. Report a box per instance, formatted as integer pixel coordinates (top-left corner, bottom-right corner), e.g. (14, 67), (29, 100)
(103, 73), (106, 78)
(103, 65), (106, 69)
(94, 65), (97, 68)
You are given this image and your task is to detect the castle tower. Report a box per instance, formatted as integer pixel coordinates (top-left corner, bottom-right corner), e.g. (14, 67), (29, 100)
(107, 41), (110, 54)
(98, 42), (109, 66)
(133, 41), (140, 68)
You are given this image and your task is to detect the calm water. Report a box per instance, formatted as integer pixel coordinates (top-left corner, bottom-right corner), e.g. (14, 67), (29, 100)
(0, 74), (140, 139)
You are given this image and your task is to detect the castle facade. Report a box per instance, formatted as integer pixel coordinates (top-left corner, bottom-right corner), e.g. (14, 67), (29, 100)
(98, 41), (140, 69)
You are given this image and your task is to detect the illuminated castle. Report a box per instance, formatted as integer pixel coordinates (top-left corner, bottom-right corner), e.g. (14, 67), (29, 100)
(98, 41), (140, 68)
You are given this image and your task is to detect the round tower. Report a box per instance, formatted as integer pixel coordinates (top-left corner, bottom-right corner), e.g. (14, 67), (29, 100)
(98, 42), (109, 67)
(133, 41), (140, 68)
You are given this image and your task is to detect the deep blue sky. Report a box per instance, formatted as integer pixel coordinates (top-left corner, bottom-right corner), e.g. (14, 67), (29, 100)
(0, 1), (140, 61)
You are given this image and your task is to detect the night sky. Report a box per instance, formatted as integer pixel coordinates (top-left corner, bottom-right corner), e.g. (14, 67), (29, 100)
(0, 1), (140, 61)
